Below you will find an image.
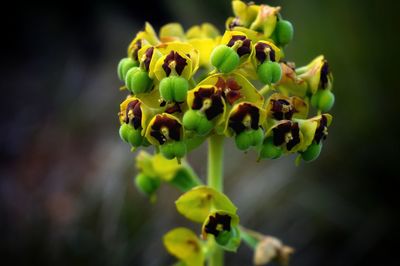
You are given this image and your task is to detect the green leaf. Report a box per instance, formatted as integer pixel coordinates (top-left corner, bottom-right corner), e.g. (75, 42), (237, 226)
(175, 186), (237, 223)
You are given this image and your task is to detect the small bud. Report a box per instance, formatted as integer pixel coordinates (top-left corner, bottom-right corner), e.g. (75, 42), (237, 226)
(275, 19), (294, 46)
(311, 89), (335, 112)
(183, 110), (214, 136)
(119, 123), (143, 147)
(254, 236), (294, 266)
(125, 67), (152, 94)
(211, 45), (240, 73)
(159, 76), (189, 102)
(134, 173), (161, 196)
(235, 128), (264, 151)
(118, 57), (138, 81)
(160, 141), (187, 160)
(257, 61), (282, 85)
(301, 141), (322, 162)
(259, 137), (283, 159)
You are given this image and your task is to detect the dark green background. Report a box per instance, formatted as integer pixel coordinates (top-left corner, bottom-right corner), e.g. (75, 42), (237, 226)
(1, 0), (399, 265)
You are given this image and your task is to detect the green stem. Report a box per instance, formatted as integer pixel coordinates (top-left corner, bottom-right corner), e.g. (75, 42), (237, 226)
(207, 134), (224, 192)
(207, 134), (224, 266)
(238, 225), (262, 249)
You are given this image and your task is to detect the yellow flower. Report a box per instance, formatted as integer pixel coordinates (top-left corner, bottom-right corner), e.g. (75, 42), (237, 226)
(265, 93), (308, 121)
(224, 101), (266, 137)
(186, 23), (221, 67)
(154, 42), (200, 80)
(127, 22), (160, 59)
(297, 55), (333, 94)
(118, 96), (153, 136)
(145, 113), (184, 146)
(220, 30), (253, 62)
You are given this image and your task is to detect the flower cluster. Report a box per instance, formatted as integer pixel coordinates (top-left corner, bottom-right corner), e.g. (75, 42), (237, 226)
(117, 1), (334, 165)
(117, 0), (334, 265)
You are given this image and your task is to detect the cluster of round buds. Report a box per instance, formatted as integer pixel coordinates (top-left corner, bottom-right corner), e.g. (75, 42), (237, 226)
(117, 0), (334, 164)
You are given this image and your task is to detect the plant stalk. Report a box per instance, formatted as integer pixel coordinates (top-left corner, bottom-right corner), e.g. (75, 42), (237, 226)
(207, 134), (224, 266)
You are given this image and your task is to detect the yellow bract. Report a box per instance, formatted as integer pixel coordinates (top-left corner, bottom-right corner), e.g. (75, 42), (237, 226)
(297, 55), (333, 93)
(232, 0), (259, 27)
(127, 22), (160, 58)
(278, 62), (308, 97)
(249, 5), (280, 38)
(175, 186), (237, 223)
(159, 23), (186, 42)
(163, 227), (205, 266)
(188, 38), (219, 67)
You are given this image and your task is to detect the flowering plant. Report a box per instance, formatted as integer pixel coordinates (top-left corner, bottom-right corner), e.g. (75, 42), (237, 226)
(116, 1), (334, 265)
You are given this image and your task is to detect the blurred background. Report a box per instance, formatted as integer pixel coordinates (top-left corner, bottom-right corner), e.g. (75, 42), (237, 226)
(1, 0), (399, 265)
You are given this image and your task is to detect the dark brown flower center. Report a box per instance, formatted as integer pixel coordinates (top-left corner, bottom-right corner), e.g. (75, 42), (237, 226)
(215, 77), (242, 105)
(124, 100), (142, 129)
(131, 39), (142, 61)
(143, 47), (154, 71)
(192, 87), (224, 120)
(273, 121), (300, 151)
(255, 42), (276, 63)
(271, 99), (294, 120)
(165, 102), (182, 114)
(227, 35), (251, 57)
(229, 103), (260, 134)
(320, 60), (330, 89)
(314, 115), (328, 144)
(150, 114), (182, 145)
(204, 213), (231, 237)
(228, 17), (242, 29)
(162, 51), (188, 76)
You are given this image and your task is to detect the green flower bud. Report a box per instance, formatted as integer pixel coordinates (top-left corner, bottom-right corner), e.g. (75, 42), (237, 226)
(311, 89), (335, 112)
(182, 110), (214, 136)
(160, 141), (187, 160)
(210, 45), (240, 73)
(119, 123), (143, 147)
(235, 128), (264, 151)
(275, 20), (294, 46)
(215, 230), (231, 246)
(134, 173), (161, 196)
(118, 57), (138, 81)
(159, 76), (189, 102)
(259, 137), (283, 159)
(125, 67), (152, 94)
(215, 226), (241, 250)
(257, 61), (282, 85)
(301, 141), (322, 162)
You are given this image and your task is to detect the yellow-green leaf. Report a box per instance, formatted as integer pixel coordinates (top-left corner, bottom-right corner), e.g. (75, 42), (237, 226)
(163, 227), (204, 266)
(175, 186), (237, 223)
